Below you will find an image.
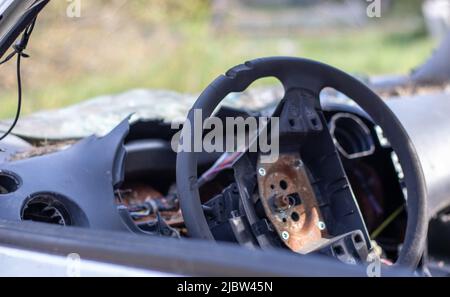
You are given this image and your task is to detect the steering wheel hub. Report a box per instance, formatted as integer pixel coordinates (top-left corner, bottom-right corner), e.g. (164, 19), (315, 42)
(257, 153), (327, 253)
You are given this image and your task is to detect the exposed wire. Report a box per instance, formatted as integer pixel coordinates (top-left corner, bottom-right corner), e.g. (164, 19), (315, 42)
(0, 18), (37, 142)
(371, 204), (406, 239)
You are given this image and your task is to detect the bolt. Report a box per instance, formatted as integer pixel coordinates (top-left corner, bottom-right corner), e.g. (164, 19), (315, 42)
(258, 168), (266, 176)
(317, 221), (326, 230)
(281, 231), (289, 240)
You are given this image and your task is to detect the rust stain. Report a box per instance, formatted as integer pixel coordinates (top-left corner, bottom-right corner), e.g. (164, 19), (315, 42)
(257, 153), (327, 253)
(116, 182), (183, 227)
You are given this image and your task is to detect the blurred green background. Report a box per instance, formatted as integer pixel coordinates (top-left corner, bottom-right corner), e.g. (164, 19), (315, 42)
(0, 0), (437, 119)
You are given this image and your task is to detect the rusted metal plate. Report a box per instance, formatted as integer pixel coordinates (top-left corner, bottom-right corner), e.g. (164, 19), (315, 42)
(256, 153), (327, 254)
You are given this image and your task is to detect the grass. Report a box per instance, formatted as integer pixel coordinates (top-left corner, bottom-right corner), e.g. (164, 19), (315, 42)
(0, 0), (436, 119)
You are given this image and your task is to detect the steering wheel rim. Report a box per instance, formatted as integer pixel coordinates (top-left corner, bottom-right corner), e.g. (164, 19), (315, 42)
(176, 57), (427, 269)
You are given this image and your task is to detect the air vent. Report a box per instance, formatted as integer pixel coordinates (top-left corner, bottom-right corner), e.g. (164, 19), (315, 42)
(0, 171), (20, 195)
(21, 193), (72, 226)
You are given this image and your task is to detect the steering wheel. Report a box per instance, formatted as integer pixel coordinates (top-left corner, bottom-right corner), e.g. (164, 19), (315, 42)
(176, 57), (427, 269)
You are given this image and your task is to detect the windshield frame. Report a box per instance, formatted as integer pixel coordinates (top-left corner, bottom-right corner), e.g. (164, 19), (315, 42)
(0, 0), (49, 59)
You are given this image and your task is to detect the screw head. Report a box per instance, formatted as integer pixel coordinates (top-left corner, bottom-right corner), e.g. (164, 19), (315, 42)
(258, 168), (266, 176)
(317, 221), (326, 230)
(294, 160), (304, 168)
(281, 231), (289, 240)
